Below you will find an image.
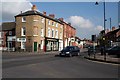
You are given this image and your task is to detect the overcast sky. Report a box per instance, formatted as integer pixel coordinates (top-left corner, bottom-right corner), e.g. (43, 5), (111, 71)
(1, 0), (119, 39)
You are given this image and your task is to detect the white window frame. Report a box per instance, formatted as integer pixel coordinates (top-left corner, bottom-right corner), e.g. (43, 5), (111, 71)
(9, 31), (12, 35)
(0, 32), (2, 38)
(48, 20), (51, 25)
(55, 30), (58, 38)
(60, 32), (62, 39)
(52, 22), (54, 26)
(21, 27), (26, 36)
(21, 42), (25, 49)
(52, 29), (54, 38)
(41, 28), (44, 37)
(41, 18), (45, 23)
(56, 23), (58, 27)
(48, 28), (51, 37)
(22, 17), (26, 22)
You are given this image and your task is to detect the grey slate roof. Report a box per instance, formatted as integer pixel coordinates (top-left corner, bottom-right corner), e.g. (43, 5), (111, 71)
(15, 10), (62, 24)
(2, 22), (15, 31)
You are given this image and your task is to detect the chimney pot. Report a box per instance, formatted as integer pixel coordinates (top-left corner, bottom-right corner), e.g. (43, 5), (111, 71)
(49, 14), (55, 18)
(32, 5), (37, 11)
(59, 18), (64, 21)
(43, 11), (46, 15)
(112, 26), (116, 31)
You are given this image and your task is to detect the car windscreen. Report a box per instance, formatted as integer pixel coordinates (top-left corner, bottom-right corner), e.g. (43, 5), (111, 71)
(63, 47), (74, 51)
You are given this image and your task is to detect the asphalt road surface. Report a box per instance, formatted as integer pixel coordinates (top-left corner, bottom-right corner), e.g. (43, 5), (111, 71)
(2, 52), (119, 78)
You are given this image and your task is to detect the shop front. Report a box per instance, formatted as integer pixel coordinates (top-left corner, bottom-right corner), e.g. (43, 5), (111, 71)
(45, 37), (59, 51)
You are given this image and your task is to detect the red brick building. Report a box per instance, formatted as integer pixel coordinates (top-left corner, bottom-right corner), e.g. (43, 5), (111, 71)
(59, 18), (76, 48)
(0, 22), (16, 51)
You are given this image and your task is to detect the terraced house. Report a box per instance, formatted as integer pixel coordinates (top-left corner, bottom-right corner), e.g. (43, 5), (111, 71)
(15, 5), (63, 52)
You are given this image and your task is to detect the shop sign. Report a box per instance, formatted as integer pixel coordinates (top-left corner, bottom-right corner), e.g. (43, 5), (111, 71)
(17, 38), (26, 42)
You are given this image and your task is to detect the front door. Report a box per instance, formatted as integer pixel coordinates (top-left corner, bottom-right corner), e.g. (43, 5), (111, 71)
(34, 42), (37, 52)
(51, 42), (53, 51)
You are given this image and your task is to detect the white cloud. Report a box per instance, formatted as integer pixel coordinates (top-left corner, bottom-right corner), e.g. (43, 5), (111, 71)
(66, 16), (94, 28)
(66, 16), (103, 39)
(95, 25), (104, 31)
(1, 0), (32, 22)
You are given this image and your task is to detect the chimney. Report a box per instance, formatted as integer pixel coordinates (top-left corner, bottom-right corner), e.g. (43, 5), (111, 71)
(106, 29), (110, 33)
(43, 11), (46, 15)
(31, 5), (37, 11)
(21, 11), (22, 14)
(49, 14), (55, 18)
(112, 26), (116, 31)
(59, 18), (64, 21)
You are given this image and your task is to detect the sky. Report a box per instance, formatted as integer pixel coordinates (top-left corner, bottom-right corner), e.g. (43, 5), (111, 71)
(0, 0), (119, 39)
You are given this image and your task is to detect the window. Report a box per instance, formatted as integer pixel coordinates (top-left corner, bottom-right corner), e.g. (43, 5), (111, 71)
(0, 32), (3, 38)
(33, 27), (38, 36)
(21, 27), (26, 36)
(52, 22), (54, 26)
(22, 17), (26, 22)
(41, 28), (44, 37)
(48, 20), (50, 25)
(9, 31), (12, 35)
(60, 25), (63, 29)
(60, 32), (62, 39)
(21, 42), (25, 49)
(52, 29), (54, 38)
(56, 23), (58, 27)
(48, 28), (51, 37)
(55, 30), (58, 38)
(41, 18), (44, 23)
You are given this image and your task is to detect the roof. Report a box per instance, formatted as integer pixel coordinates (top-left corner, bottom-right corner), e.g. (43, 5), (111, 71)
(15, 10), (62, 24)
(105, 28), (120, 36)
(2, 22), (15, 31)
(58, 20), (76, 30)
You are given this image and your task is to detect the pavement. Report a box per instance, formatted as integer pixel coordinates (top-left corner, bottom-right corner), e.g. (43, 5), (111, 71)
(83, 51), (120, 64)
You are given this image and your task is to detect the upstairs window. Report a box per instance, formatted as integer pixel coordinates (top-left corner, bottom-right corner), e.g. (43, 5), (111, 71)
(22, 17), (26, 22)
(21, 27), (26, 36)
(33, 27), (38, 36)
(60, 32), (62, 39)
(52, 22), (54, 26)
(41, 28), (44, 37)
(48, 20), (51, 25)
(55, 30), (58, 38)
(41, 18), (45, 23)
(9, 31), (12, 35)
(52, 29), (54, 38)
(48, 28), (51, 37)
(56, 23), (58, 27)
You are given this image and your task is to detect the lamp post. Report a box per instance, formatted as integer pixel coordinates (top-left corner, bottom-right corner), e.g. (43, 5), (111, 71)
(95, 1), (106, 60)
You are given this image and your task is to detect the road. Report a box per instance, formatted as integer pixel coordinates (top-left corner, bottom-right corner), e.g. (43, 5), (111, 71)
(2, 52), (119, 78)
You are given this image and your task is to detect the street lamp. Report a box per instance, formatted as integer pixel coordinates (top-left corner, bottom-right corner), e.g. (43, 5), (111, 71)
(95, 1), (106, 34)
(95, 1), (106, 60)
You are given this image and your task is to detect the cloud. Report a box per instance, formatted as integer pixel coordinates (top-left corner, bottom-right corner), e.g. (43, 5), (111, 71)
(1, 0), (32, 22)
(66, 16), (103, 39)
(66, 16), (94, 28)
(95, 25), (104, 31)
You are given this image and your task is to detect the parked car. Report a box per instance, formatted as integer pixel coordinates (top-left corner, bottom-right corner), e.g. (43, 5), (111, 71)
(106, 46), (120, 56)
(59, 46), (80, 57)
